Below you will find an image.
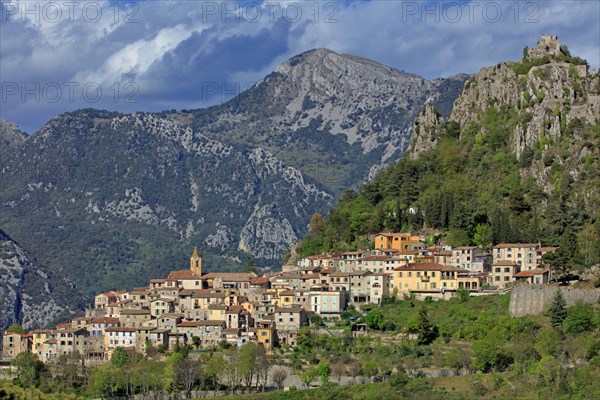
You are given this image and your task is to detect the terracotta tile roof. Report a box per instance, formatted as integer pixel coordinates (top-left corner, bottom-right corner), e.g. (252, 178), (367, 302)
(198, 320), (226, 326)
(514, 269), (549, 278)
(224, 328), (240, 333)
(454, 246), (479, 250)
(176, 321), (201, 328)
(250, 277), (269, 285)
(167, 270), (201, 280)
(320, 267), (337, 274)
(279, 290), (295, 296)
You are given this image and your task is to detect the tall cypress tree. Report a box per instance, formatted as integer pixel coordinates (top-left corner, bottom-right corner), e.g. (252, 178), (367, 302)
(547, 290), (567, 329)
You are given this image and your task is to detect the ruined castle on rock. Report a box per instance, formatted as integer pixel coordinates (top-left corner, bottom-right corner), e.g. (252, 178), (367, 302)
(527, 35), (562, 59)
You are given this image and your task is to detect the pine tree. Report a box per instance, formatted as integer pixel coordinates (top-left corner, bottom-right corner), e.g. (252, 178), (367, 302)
(547, 290), (567, 329)
(416, 307), (438, 345)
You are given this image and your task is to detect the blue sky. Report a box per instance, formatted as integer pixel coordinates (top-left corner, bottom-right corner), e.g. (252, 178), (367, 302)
(1, 0), (599, 133)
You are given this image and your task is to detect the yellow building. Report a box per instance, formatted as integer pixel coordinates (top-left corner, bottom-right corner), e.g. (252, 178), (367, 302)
(190, 246), (202, 275)
(393, 263), (480, 296)
(31, 330), (53, 357)
(256, 321), (276, 354)
(375, 232), (421, 251)
(279, 290), (295, 307)
(208, 305), (228, 321)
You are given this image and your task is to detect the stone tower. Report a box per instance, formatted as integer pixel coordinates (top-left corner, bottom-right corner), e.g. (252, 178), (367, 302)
(527, 35), (561, 59)
(190, 246), (202, 275)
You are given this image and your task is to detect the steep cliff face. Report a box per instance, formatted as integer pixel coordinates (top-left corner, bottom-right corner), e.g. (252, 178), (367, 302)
(0, 229), (86, 332)
(411, 36), (600, 207)
(409, 104), (444, 159)
(451, 61), (599, 157)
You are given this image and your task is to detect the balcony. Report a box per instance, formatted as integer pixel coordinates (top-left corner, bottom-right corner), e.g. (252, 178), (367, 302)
(420, 276), (430, 282)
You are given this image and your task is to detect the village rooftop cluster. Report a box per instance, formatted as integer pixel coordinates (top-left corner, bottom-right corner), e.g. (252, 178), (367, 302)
(2, 232), (557, 363)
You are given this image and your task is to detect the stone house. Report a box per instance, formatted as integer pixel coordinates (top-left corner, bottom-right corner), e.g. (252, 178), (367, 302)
(105, 327), (137, 349)
(119, 309), (152, 328)
(274, 307), (308, 346)
(1, 332), (31, 359)
(491, 260), (521, 289)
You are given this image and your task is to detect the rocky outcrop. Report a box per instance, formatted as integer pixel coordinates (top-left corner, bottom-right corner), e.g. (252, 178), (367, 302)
(409, 104), (443, 159)
(451, 59), (599, 159)
(0, 119), (28, 158)
(410, 36), (599, 203)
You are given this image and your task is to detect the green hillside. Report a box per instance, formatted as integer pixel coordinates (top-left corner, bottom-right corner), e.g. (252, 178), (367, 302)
(300, 112), (599, 255)
(298, 49), (600, 278)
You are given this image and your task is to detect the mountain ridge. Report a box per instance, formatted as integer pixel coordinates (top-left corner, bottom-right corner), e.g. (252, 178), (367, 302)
(0, 47), (467, 310)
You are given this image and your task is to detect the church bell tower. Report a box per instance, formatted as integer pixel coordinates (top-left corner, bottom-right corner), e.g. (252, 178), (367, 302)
(190, 246), (202, 275)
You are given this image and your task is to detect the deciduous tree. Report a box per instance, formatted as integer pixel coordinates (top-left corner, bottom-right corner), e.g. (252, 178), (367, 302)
(271, 367), (287, 390)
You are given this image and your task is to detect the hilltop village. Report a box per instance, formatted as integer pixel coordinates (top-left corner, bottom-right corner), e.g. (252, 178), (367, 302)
(2, 232), (558, 364)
